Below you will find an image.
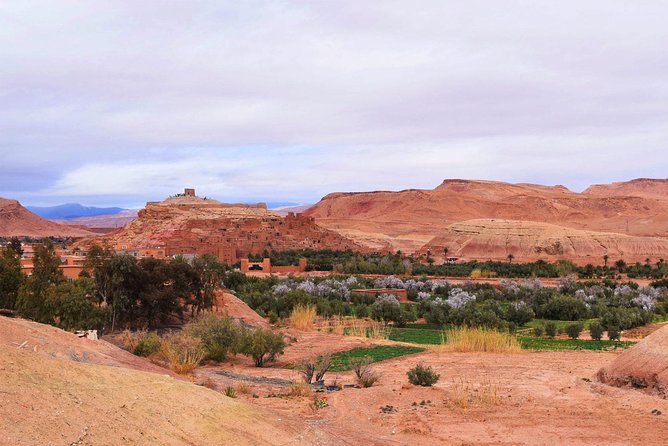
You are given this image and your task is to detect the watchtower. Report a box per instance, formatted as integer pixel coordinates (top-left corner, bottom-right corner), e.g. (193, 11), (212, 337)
(184, 188), (196, 197)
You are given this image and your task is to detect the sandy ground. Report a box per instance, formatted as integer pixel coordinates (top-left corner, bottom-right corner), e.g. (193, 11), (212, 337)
(199, 330), (668, 446)
(3, 315), (668, 445)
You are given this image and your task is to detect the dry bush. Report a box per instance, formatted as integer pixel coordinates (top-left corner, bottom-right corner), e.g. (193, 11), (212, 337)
(235, 381), (251, 395)
(160, 331), (206, 375)
(351, 356), (381, 388)
(437, 327), (522, 353)
(447, 379), (500, 409)
(118, 329), (145, 352)
(288, 380), (313, 397)
(289, 304), (317, 331)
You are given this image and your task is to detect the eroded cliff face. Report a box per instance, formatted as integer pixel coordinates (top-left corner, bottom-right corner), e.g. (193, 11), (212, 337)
(418, 219), (668, 264)
(304, 178), (668, 258)
(0, 198), (94, 237)
(95, 195), (371, 263)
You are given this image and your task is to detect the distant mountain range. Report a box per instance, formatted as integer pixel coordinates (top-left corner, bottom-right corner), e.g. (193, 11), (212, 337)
(27, 203), (125, 220)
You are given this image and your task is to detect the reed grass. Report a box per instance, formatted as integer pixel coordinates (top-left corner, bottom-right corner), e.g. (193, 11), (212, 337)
(288, 304), (317, 331)
(436, 327), (522, 353)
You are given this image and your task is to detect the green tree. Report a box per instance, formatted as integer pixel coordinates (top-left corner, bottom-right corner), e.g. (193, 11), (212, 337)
(0, 245), (23, 309)
(239, 327), (286, 367)
(16, 240), (65, 322)
(47, 277), (109, 331)
(192, 254), (226, 314)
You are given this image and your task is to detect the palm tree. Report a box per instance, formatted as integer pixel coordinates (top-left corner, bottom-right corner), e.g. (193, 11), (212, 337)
(603, 254), (609, 267)
(507, 253), (514, 264)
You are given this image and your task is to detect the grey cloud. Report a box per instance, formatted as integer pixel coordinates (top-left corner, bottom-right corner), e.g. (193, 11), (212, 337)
(0, 1), (666, 205)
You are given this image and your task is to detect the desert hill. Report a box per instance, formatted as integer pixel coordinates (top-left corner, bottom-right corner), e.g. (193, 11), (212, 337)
(94, 191), (370, 263)
(418, 219), (668, 264)
(0, 198), (95, 238)
(584, 178), (668, 201)
(304, 178), (668, 258)
(0, 316), (322, 445)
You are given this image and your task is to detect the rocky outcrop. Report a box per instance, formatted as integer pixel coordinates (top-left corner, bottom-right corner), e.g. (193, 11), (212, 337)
(418, 219), (668, 264)
(0, 198), (94, 237)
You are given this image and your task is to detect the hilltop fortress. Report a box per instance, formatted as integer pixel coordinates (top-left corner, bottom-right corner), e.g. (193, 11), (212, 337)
(96, 189), (371, 263)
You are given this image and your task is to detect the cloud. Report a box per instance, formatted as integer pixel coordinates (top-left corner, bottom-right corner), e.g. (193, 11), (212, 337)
(0, 1), (667, 205)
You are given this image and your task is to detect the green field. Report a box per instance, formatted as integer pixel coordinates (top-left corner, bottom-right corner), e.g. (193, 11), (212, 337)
(524, 319), (598, 330)
(329, 345), (426, 371)
(519, 337), (635, 351)
(389, 328), (443, 345)
(403, 323), (446, 330)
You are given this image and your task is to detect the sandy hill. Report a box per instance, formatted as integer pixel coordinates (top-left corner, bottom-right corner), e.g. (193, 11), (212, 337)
(93, 193), (370, 262)
(0, 198), (94, 238)
(419, 219), (668, 264)
(598, 325), (668, 398)
(0, 316), (320, 445)
(304, 178), (668, 257)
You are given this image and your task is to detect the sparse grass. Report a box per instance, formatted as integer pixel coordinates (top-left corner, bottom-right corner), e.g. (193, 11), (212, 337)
(197, 376), (217, 391)
(518, 337), (636, 351)
(340, 320), (392, 340)
(235, 381), (252, 395)
(329, 345), (425, 372)
(288, 304), (317, 331)
(224, 386), (236, 398)
(447, 379), (500, 409)
(437, 327), (522, 353)
(160, 331), (206, 375)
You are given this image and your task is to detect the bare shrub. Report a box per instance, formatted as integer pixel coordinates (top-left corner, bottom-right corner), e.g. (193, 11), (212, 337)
(351, 356), (380, 388)
(300, 354), (331, 384)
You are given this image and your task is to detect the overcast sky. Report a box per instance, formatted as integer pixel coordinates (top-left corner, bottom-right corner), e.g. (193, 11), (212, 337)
(1, 1), (667, 208)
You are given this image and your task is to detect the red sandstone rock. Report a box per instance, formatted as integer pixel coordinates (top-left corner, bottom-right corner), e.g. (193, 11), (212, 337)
(304, 178), (668, 260)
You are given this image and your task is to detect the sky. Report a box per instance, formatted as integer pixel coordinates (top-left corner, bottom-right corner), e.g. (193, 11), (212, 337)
(1, 1), (667, 208)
